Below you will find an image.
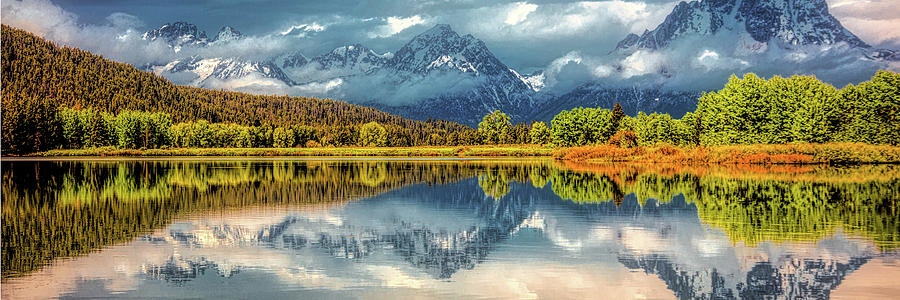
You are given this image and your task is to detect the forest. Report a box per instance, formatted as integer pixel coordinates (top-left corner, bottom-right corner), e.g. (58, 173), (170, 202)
(2, 25), (898, 155)
(0, 25), (478, 154)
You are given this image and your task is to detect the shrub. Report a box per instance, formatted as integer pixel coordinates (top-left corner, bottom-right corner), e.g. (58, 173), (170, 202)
(305, 140), (321, 148)
(608, 131), (638, 148)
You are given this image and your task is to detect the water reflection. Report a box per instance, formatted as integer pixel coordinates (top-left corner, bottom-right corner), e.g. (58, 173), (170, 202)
(2, 159), (899, 299)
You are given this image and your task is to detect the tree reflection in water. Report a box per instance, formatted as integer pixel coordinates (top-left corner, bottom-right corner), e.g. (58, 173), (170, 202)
(2, 159), (898, 299)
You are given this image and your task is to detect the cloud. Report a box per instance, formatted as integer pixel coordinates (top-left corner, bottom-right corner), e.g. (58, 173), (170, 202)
(369, 15), (426, 38)
(1, 0), (79, 41)
(539, 30), (890, 94)
(826, 0), (900, 48)
(1, 0), (178, 66)
(434, 0), (677, 71)
(106, 12), (143, 29)
(280, 22), (326, 37)
(505, 2), (538, 25)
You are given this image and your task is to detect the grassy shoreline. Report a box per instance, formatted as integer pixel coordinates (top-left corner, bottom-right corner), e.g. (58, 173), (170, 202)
(553, 143), (900, 164)
(12, 143), (900, 164)
(21, 145), (554, 158)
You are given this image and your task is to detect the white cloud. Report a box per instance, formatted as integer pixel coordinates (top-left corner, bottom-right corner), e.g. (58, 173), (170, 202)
(369, 15), (425, 38)
(280, 22), (326, 37)
(105, 12), (143, 29)
(1, 0), (79, 41)
(505, 2), (538, 25)
(826, 0), (900, 48)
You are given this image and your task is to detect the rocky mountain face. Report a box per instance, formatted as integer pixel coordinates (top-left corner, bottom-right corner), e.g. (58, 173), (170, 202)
(614, 0), (868, 53)
(142, 21), (209, 51)
(531, 87), (700, 123)
(213, 26), (242, 43)
(310, 44), (389, 74)
(376, 24), (538, 124)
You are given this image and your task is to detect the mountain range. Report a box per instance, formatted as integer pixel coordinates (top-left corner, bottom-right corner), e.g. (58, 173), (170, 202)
(141, 0), (895, 126)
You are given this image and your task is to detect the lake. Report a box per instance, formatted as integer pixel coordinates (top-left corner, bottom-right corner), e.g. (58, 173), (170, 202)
(2, 158), (898, 299)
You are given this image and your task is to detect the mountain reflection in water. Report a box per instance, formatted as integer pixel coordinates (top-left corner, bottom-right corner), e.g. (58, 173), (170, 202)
(2, 159), (898, 299)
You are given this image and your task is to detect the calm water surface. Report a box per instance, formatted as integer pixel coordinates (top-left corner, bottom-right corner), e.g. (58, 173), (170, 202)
(2, 158), (898, 299)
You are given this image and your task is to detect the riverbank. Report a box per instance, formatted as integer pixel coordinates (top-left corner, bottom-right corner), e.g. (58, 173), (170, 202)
(24, 145), (554, 157)
(553, 143), (900, 164)
(16, 143), (900, 164)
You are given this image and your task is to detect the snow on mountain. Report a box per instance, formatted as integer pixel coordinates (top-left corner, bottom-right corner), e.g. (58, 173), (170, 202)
(614, 0), (868, 53)
(142, 21), (209, 52)
(554, 0), (892, 122)
(143, 23), (293, 87)
(373, 24), (538, 124)
(519, 70), (545, 92)
(152, 56), (293, 86)
(212, 26), (243, 43)
(311, 44), (390, 74)
(276, 24), (540, 125)
(391, 24), (507, 76)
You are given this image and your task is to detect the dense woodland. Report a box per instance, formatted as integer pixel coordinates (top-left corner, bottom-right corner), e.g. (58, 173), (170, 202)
(0, 26), (479, 154)
(2, 25), (898, 154)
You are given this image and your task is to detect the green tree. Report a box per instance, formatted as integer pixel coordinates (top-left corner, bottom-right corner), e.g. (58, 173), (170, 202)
(292, 125), (318, 147)
(530, 121), (550, 145)
(478, 110), (511, 144)
(114, 110), (143, 148)
(273, 127), (295, 148)
(87, 111), (113, 147)
(359, 122), (388, 147)
(59, 107), (89, 149)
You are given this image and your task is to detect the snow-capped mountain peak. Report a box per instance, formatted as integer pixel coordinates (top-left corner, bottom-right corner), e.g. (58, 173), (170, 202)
(311, 44), (390, 73)
(614, 0), (869, 53)
(142, 21), (209, 50)
(213, 26), (243, 43)
(390, 24), (509, 76)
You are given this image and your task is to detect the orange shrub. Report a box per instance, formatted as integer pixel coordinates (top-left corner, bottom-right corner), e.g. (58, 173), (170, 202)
(608, 131), (639, 148)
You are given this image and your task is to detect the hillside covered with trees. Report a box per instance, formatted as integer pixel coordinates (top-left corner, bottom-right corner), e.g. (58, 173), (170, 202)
(0, 25), (478, 154)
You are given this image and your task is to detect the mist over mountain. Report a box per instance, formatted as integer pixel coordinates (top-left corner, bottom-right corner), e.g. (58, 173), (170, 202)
(2, 0), (897, 125)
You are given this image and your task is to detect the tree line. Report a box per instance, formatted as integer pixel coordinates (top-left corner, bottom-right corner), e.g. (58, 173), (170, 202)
(476, 70), (899, 147)
(44, 107), (506, 149)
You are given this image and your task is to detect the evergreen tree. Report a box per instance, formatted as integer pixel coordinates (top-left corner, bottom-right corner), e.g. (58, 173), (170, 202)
(610, 102), (625, 135)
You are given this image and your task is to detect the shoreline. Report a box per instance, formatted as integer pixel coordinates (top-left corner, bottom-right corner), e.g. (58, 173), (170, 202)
(4, 143), (900, 164)
(12, 145), (553, 158)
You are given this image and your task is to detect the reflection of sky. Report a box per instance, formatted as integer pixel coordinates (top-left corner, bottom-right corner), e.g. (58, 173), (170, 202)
(3, 180), (896, 299)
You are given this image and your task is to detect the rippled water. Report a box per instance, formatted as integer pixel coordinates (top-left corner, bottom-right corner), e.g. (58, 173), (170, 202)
(2, 158), (898, 299)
